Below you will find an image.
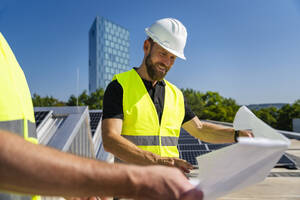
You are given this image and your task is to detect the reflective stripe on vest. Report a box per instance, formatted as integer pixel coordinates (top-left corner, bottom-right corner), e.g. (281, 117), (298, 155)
(0, 120), (37, 138)
(0, 193), (32, 200)
(122, 135), (179, 146)
(0, 32), (40, 199)
(113, 69), (185, 157)
(0, 194), (41, 200)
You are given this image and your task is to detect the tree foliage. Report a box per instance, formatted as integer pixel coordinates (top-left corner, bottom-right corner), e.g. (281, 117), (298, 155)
(252, 107), (278, 128)
(32, 88), (104, 110)
(182, 89), (239, 122)
(252, 100), (300, 131)
(182, 88), (300, 131)
(32, 93), (66, 107)
(33, 88), (300, 131)
(66, 88), (104, 110)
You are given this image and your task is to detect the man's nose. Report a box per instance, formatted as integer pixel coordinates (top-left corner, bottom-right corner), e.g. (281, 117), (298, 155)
(161, 57), (171, 67)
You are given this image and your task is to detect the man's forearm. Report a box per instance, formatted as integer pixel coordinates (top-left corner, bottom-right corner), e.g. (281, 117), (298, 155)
(102, 129), (160, 165)
(199, 122), (235, 143)
(0, 130), (148, 197)
(0, 130), (201, 199)
(182, 117), (235, 144)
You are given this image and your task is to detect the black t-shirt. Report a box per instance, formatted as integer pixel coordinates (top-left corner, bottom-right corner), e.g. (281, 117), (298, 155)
(102, 76), (195, 125)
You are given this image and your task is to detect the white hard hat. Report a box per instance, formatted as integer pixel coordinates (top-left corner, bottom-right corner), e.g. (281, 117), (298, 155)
(145, 18), (187, 60)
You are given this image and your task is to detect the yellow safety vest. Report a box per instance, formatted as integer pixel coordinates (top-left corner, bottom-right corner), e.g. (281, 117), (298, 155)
(0, 32), (40, 200)
(113, 69), (185, 158)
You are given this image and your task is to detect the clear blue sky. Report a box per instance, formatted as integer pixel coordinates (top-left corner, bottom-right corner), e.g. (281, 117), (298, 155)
(1, 0), (299, 105)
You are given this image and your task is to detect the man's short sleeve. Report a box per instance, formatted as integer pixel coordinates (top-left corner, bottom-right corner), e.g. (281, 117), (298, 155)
(182, 97), (196, 124)
(102, 80), (124, 120)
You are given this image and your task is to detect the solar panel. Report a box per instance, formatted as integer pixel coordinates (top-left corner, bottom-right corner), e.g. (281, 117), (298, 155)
(178, 144), (207, 151)
(206, 144), (232, 151)
(179, 135), (196, 140)
(276, 154), (297, 169)
(177, 129), (298, 169)
(89, 111), (102, 136)
(34, 111), (50, 128)
(180, 132), (190, 137)
(178, 138), (200, 144)
(180, 150), (211, 165)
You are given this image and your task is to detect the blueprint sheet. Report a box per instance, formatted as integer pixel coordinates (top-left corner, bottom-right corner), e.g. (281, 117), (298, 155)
(191, 106), (290, 200)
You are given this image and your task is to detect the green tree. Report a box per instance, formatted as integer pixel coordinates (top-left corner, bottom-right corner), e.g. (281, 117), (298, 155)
(181, 89), (239, 122)
(252, 107), (278, 128)
(67, 90), (89, 106)
(276, 104), (294, 131)
(201, 91), (225, 121)
(182, 88), (205, 118)
(67, 89), (104, 110)
(291, 99), (300, 118)
(87, 88), (105, 109)
(66, 95), (78, 106)
(276, 99), (300, 131)
(32, 93), (65, 107)
(222, 98), (240, 122)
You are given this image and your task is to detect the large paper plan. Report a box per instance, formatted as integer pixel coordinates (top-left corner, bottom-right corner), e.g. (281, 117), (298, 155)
(192, 106), (290, 200)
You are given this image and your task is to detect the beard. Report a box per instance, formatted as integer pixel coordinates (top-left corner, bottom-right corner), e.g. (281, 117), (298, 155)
(145, 53), (169, 81)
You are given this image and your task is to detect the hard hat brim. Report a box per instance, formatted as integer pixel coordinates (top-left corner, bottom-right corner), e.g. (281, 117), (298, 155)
(145, 28), (186, 60)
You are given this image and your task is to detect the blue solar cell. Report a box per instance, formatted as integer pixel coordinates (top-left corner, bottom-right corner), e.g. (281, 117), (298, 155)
(207, 144), (232, 151)
(179, 135), (195, 139)
(178, 138), (199, 144)
(200, 141), (210, 144)
(178, 144), (207, 151)
(180, 128), (189, 133)
(34, 111), (50, 128)
(180, 133), (190, 137)
(89, 112), (102, 136)
(180, 151), (211, 165)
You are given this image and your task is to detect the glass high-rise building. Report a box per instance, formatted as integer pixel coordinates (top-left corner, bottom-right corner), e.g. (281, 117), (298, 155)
(89, 16), (130, 93)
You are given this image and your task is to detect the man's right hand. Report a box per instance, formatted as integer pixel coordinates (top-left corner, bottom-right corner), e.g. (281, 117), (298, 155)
(135, 165), (203, 200)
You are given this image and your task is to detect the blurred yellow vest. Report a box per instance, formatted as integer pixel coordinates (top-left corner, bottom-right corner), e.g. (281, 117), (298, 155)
(113, 69), (185, 157)
(0, 32), (40, 200)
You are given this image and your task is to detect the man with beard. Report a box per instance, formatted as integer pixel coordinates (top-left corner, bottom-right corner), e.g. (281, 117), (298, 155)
(102, 18), (253, 173)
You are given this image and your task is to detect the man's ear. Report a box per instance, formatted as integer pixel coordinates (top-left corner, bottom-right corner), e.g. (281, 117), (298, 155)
(143, 40), (150, 54)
